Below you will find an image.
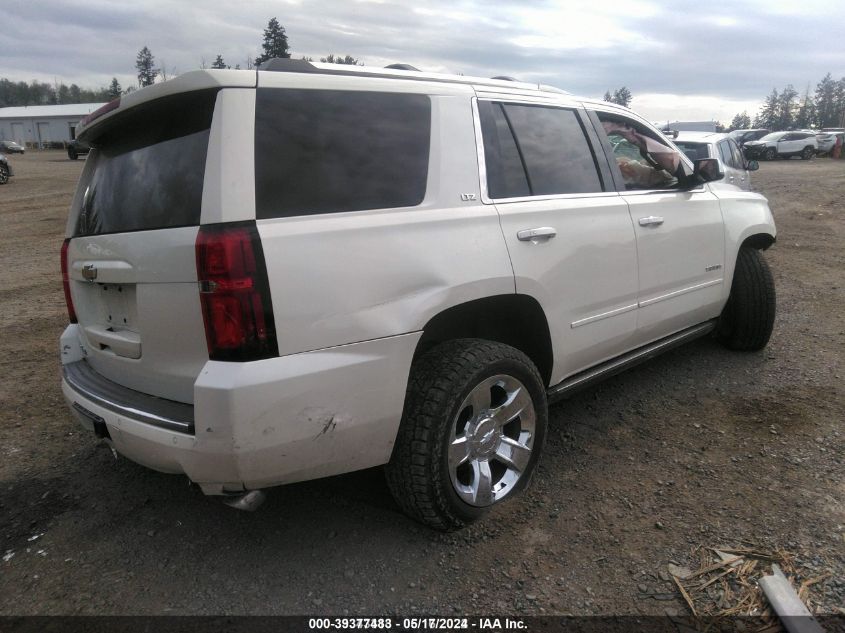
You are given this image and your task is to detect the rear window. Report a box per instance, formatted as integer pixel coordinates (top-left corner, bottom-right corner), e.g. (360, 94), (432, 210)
(255, 89), (431, 219)
(675, 141), (709, 161)
(73, 90), (217, 236)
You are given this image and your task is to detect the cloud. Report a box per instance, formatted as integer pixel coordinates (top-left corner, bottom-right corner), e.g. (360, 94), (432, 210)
(0, 0), (842, 121)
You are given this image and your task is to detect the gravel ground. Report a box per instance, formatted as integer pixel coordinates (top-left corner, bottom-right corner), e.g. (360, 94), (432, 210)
(0, 151), (842, 616)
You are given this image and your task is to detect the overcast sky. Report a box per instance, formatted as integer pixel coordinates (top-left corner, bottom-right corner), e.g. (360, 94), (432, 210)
(2, 0), (843, 122)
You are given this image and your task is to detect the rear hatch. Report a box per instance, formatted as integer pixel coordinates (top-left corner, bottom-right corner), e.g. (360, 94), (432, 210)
(65, 90), (218, 404)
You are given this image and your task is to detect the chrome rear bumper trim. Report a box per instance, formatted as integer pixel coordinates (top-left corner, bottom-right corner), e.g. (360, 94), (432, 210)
(63, 360), (194, 434)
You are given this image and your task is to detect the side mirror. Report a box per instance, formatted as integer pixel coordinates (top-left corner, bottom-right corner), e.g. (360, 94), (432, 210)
(692, 158), (724, 184)
(746, 160), (759, 172)
(663, 129), (679, 139)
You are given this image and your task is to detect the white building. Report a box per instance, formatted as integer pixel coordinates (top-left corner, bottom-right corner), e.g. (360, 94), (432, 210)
(0, 103), (106, 148)
(665, 120), (719, 133)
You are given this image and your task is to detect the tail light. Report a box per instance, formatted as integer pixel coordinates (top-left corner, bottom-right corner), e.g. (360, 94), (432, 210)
(61, 238), (77, 324)
(195, 223), (278, 361)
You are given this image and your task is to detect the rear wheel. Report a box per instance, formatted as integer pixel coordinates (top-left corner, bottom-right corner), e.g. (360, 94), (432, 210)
(386, 339), (547, 531)
(0, 164), (8, 185)
(801, 146), (814, 160)
(764, 147), (777, 161)
(717, 247), (776, 351)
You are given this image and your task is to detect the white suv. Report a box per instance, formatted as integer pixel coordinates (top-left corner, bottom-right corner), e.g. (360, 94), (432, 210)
(60, 61), (777, 530)
(743, 130), (818, 160)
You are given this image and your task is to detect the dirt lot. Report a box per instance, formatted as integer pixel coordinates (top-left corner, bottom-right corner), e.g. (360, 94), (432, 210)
(0, 151), (843, 616)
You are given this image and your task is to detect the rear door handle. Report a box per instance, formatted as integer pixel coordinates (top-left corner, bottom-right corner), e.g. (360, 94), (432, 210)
(638, 216), (664, 227)
(517, 227), (557, 241)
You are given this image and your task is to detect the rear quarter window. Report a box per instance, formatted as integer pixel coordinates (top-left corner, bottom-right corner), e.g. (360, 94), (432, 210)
(255, 89), (431, 218)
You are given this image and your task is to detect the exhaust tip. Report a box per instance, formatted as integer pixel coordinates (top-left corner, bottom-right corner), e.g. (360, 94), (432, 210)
(222, 490), (266, 512)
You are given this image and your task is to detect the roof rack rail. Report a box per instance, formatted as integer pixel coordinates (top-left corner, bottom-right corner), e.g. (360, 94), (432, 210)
(384, 63), (420, 71)
(258, 58), (325, 73)
(253, 57), (572, 96)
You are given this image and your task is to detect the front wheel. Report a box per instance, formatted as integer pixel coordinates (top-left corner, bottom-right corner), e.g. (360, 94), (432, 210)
(717, 247), (776, 351)
(0, 164), (8, 185)
(68, 150), (78, 160)
(764, 147), (777, 161)
(386, 339), (547, 531)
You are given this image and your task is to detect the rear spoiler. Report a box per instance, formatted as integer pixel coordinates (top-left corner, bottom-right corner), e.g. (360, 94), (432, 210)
(76, 69), (257, 140)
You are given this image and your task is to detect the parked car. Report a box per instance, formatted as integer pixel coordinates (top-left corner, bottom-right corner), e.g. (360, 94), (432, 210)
(0, 140), (25, 154)
(673, 131), (758, 191)
(59, 63), (777, 530)
(743, 131), (818, 160)
(67, 139), (91, 160)
(0, 153), (13, 184)
(728, 129), (770, 147)
(815, 131), (843, 154)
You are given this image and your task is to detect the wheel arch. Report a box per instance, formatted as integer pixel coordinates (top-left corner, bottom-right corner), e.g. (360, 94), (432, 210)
(741, 232), (776, 251)
(414, 294), (554, 387)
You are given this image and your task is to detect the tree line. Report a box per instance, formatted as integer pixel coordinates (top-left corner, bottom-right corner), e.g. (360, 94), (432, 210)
(0, 77), (122, 107)
(6, 14), (843, 130)
(728, 73), (845, 131)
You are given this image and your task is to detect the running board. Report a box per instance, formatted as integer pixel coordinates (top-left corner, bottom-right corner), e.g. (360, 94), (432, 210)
(547, 320), (717, 403)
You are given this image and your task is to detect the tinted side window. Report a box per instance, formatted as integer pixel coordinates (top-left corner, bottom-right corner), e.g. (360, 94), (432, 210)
(728, 139), (744, 168)
(477, 101), (530, 199)
(717, 140), (734, 166)
(255, 89), (430, 218)
(502, 104), (603, 195)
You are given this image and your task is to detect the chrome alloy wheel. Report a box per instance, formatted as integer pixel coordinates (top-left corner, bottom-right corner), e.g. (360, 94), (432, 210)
(448, 374), (536, 507)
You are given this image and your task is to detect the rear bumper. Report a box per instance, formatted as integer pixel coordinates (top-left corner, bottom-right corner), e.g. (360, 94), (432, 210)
(63, 360), (194, 433)
(61, 327), (420, 494)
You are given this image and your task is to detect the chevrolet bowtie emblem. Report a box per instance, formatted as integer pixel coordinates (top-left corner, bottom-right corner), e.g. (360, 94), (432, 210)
(82, 264), (98, 281)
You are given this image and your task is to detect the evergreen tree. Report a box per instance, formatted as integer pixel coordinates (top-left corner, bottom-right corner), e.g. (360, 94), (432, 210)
(754, 89), (779, 129)
(211, 54), (228, 69)
(794, 86), (816, 129)
(728, 111), (751, 131)
(320, 54), (362, 65)
(107, 78), (122, 100)
(835, 77), (845, 127)
(612, 86), (633, 107)
(814, 73), (838, 128)
(603, 87), (632, 107)
(254, 18), (290, 66)
(136, 46), (158, 87)
(774, 85), (798, 130)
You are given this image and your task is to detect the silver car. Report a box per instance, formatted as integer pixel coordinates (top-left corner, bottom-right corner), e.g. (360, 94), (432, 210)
(674, 132), (758, 191)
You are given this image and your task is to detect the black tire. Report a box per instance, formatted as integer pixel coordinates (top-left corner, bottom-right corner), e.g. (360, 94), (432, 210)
(801, 146), (814, 160)
(68, 150), (78, 160)
(0, 164), (8, 185)
(717, 247), (776, 351)
(764, 147), (777, 161)
(385, 339), (548, 531)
